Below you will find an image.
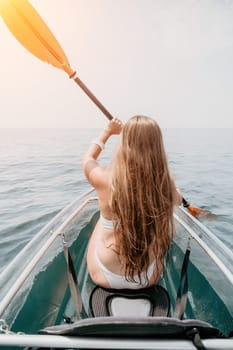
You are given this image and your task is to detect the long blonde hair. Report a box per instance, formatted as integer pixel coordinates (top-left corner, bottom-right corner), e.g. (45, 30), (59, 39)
(110, 116), (175, 283)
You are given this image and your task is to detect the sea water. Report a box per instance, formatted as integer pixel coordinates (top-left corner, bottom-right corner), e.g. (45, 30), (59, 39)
(0, 128), (232, 272)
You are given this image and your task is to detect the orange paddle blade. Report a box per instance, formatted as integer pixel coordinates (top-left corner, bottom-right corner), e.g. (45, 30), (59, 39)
(0, 0), (75, 76)
(187, 205), (218, 219)
(187, 205), (202, 216)
(182, 198), (217, 219)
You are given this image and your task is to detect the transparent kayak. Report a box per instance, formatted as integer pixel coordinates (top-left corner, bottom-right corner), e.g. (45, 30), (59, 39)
(0, 188), (232, 349)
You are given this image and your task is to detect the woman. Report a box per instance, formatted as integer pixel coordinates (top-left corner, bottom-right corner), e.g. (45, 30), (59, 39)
(82, 115), (182, 289)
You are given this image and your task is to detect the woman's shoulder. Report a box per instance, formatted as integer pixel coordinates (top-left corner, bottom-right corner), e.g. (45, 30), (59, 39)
(89, 166), (110, 189)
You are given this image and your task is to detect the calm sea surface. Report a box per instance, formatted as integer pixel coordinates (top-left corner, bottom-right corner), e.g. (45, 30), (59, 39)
(0, 128), (232, 271)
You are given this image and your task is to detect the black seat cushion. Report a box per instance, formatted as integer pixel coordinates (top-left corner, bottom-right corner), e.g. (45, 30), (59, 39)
(89, 285), (170, 317)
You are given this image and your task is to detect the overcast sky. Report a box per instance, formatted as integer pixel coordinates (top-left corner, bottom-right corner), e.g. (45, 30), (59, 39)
(0, 0), (233, 128)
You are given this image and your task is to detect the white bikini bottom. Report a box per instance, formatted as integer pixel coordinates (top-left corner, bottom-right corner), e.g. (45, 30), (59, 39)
(94, 249), (156, 289)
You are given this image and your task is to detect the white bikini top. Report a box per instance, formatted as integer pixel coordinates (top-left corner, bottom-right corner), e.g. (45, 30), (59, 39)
(100, 214), (114, 230)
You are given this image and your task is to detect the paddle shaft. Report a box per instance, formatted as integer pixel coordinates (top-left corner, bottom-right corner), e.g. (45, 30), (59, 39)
(73, 74), (199, 214)
(182, 198), (190, 208)
(73, 74), (202, 215)
(73, 75), (113, 120)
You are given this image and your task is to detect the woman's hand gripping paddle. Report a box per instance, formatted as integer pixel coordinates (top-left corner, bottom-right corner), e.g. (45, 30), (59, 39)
(0, 0), (113, 120)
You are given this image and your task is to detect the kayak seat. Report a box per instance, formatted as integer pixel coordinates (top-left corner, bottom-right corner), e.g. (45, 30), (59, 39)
(89, 285), (170, 317)
(39, 286), (224, 349)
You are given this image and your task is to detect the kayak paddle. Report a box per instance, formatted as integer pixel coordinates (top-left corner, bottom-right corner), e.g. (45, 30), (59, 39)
(0, 0), (113, 120)
(0, 0), (215, 219)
